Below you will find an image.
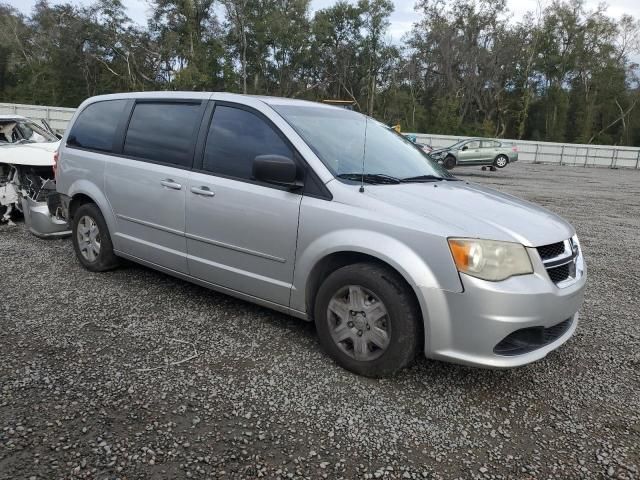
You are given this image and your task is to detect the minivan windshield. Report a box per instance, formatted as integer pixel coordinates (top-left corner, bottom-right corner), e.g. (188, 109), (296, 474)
(273, 105), (454, 183)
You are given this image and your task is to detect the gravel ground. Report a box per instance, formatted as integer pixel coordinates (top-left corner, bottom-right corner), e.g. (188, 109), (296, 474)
(1, 162), (639, 480)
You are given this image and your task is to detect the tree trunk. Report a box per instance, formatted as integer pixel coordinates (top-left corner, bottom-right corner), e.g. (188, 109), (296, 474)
(241, 28), (247, 94)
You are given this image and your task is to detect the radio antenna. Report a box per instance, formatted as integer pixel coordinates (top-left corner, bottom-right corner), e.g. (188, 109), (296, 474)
(359, 115), (368, 193)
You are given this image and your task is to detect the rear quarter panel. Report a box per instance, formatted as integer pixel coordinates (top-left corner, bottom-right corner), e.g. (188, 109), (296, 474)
(56, 146), (116, 236)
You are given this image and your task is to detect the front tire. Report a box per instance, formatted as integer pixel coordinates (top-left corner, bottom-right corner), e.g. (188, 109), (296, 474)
(494, 155), (508, 168)
(443, 156), (456, 170)
(72, 203), (119, 272)
(314, 263), (421, 377)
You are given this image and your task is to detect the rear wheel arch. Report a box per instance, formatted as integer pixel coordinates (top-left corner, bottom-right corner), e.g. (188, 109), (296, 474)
(66, 182), (118, 237)
(69, 193), (97, 221)
(72, 202), (120, 271)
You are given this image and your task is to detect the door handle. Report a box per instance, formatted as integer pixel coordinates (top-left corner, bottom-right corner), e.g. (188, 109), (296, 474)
(190, 186), (215, 197)
(160, 179), (182, 190)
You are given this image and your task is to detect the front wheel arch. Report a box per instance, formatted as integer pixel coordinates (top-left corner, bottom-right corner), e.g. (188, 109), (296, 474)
(443, 155), (457, 169)
(305, 251), (423, 337)
(313, 261), (423, 376)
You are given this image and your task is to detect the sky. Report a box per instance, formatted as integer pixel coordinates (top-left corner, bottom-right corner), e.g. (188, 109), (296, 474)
(7, 0), (640, 42)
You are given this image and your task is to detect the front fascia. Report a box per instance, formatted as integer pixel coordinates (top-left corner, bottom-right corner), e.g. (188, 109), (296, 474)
(421, 259), (586, 367)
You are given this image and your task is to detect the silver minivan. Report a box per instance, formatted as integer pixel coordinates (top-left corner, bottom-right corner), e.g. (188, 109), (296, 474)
(56, 92), (586, 377)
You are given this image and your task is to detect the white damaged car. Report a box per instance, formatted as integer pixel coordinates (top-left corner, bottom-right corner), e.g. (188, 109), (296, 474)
(0, 115), (70, 237)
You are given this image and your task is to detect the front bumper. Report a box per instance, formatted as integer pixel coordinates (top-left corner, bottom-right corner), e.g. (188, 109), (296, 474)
(21, 196), (71, 239)
(420, 250), (586, 368)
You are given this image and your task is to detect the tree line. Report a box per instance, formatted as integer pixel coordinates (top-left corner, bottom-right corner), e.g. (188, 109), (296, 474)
(1, 0), (639, 145)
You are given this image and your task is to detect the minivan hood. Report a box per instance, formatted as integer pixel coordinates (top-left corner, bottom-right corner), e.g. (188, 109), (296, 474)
(0, 140), (59, 166)
(363, 181), (574, 247)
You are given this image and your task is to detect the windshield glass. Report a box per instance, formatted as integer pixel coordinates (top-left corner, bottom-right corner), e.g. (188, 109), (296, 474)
(273, 105), (453, 182)
(447, 139), (468, 150)
(0, 119), (57, 145)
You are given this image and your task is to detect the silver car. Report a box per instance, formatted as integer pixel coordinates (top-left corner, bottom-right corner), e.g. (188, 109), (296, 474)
(429, 138), (519, 170)
(56, 92), (586, 377)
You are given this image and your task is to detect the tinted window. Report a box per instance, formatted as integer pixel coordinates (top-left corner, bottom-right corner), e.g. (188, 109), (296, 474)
(123, 102), (201, 167)
(203, 106), (293, 180)
(68, 100), (127, 152)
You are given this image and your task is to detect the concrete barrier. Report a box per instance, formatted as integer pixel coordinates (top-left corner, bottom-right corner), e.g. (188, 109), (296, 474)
(413, 133), (640, 169)
(0, 102), (76, 133)
(2, 102), (638, 168)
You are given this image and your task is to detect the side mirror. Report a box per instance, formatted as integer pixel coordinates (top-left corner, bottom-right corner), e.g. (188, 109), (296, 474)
(253, 155), (301, 189)
(461, 145), (468, 151)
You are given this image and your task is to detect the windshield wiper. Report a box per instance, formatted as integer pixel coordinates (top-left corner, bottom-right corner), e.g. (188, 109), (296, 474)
(336, 173), (401, 185)
(400, 174), (444, 182)
(401, 174), (461, 183)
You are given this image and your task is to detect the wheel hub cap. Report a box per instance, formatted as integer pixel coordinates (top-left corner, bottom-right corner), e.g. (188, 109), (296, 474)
(327, 285), (391, 361)
(77, 215), (101, 262)
(352, 313), (367, 330)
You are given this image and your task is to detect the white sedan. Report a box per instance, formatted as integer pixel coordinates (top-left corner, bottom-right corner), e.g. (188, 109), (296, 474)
(0, 115), (70, 237)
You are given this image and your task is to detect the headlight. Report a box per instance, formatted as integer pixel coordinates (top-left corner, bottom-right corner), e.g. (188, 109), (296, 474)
(448, 238), (533, 281)
(571, 234), (581, 253)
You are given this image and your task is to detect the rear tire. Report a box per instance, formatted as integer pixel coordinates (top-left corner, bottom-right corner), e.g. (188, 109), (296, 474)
(314, 262), (421, 378)
(72, 203), (119, 272)
(443, 156), (456, 170)
(494, 155), (508, 168)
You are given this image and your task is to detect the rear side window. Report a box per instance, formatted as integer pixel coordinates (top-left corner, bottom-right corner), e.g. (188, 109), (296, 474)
(202, 105), (293, 180)
(123, 102), (202, 167)
(67, 100), (127, 152)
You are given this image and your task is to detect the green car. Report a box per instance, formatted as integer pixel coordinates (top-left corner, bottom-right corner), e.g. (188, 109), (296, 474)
(428, 138), (519, 170)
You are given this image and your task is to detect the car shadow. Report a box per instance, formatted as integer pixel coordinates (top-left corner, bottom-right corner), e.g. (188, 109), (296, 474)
(95, 247), (544, 396)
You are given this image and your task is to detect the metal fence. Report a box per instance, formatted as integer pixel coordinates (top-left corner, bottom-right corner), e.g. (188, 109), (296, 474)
(0, 102), (76, 133)
(413, 133), (640, 169)
(2, 102), (639, 168)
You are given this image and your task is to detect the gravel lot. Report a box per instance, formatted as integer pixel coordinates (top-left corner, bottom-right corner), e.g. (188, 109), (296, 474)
(1, 162), (639, 480)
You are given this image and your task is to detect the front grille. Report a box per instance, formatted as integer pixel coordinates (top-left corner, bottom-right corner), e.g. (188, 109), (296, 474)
(537, 241), (565, 260)
(494, 318), (573, 356)
(547, 263), (571, 283)
(536, 239), (578, 286)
